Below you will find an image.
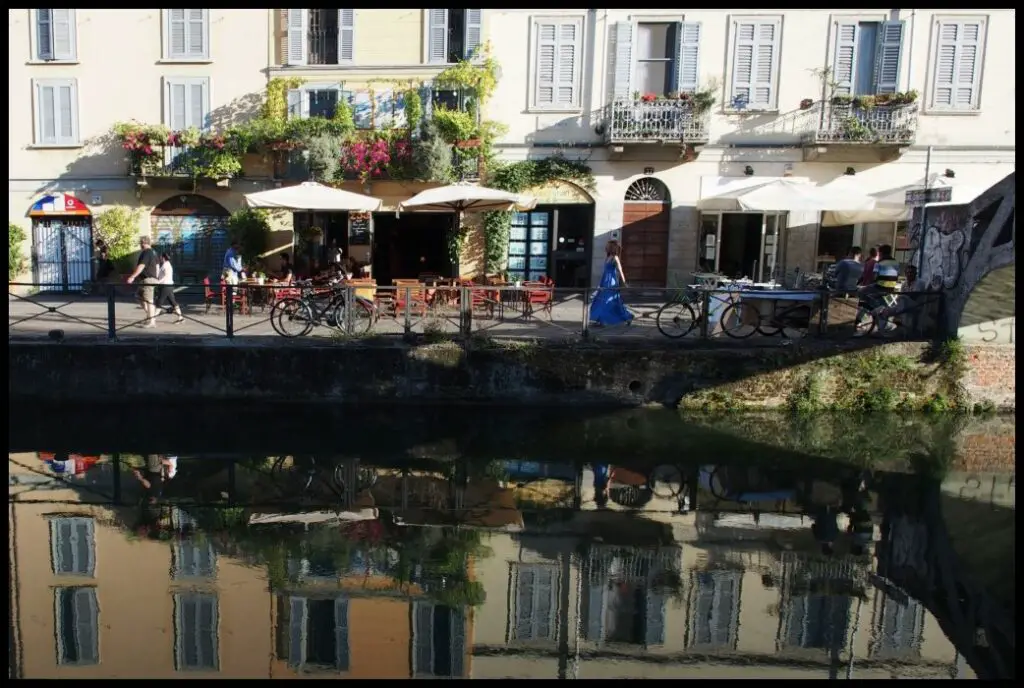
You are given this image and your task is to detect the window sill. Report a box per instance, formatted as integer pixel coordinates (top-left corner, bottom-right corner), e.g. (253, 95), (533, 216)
(527, 108), (584, 115)
(26, 59), (80, 65)
(157, 58), (213, 64)
(922, 109), (982, 117)
(28, 144), (84, 150)
(724, 108), (779, 115)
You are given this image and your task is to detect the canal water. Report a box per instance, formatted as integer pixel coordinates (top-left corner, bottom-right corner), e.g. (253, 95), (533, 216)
(7, 407), (1014, 679)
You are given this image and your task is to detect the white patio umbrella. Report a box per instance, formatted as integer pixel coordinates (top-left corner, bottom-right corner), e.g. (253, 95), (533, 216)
(397, 181), (537, 213)
(698, 178), (877, 212)
(244, 181), (383, 212)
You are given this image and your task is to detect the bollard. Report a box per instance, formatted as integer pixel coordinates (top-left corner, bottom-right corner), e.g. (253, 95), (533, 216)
(225, 284), (234, 338)
(403, 286), (412, 336)
(460, 286), (472, 338)
(106, 284), (117, 341)
(699, 290), (711, 339)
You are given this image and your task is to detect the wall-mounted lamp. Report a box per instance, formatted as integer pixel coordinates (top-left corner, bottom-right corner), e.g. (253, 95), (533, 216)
(944, 169), (955, 179)
(783, 163), (794, 176)
(844, 167), (856, 176)
(643, 166), (655, 175)
(743, 165), (754, 176)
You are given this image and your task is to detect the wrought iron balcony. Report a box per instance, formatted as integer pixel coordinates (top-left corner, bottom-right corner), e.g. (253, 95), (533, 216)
(801, 99), (919, 147)
(605, 98), (711, 146)
(308, 29), (339, 65)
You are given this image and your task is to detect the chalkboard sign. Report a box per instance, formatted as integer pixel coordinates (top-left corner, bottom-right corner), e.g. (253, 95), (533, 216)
(349, 212), (372, 246)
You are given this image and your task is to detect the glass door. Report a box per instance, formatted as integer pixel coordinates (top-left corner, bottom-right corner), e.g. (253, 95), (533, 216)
(698, 213), (721, 274)
(760, 214), (779, 283)
(508, 211), (551, 282)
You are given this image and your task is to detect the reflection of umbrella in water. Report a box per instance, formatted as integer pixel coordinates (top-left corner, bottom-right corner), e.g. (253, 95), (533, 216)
(248, 508), (379, 526)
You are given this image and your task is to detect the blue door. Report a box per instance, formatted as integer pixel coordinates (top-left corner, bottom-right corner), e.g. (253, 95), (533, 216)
(32, 219), (93, 292)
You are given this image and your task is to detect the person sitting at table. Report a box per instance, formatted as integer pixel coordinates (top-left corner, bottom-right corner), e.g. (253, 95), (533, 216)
(276, 253), (295, 283)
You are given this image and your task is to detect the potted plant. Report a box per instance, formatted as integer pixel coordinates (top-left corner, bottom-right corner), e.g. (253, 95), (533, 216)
(852, 95), (876, 109)
(831, 94), (853, 106)
(799, 98), (816, 110)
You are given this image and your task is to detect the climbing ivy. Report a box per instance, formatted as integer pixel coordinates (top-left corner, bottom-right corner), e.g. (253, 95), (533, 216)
(480, 156), (595, 274)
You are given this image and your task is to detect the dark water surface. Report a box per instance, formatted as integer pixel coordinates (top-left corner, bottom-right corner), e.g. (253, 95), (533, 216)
(8, 406), (1014, 679)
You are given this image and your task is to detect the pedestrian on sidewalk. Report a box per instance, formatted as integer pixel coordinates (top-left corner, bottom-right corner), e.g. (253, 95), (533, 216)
(156, 252), (184, 324)
(125, 235), (160, 328)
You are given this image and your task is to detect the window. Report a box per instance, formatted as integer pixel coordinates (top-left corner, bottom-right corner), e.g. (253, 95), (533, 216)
(929, 17), (987, 111)
(164, 9), (210, 61)
(412, 602), (466, 678)
(172, 540), (217, 579)
(174, 593), (219, 671)
(870, 594), (925, 658)
(688, 571), (740, 650)
(508, 211), (551, 282)
(284, 9), (354, 66)
(817, 225), (855, 270)
(832, 20), (905, 96)
(35, 9), (77, 61)
(783, 594), (851, 650)
(288, 83), (342, 120)
(610, 20), (703, 101)
(33, 78), (80, 147)
(50, 516), (95, 576)
(54, 587), (99, 665)
(284, 596), (350, 671)
(426, 9), (483, 64)
(163, 77), (211, 131)
(532, 17), (584, 110)
(729, 16), (782, 110)
(510, 564), (558, 642)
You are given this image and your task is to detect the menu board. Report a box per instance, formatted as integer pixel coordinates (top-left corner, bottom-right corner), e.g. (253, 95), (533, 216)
(349, 212), (372, 246)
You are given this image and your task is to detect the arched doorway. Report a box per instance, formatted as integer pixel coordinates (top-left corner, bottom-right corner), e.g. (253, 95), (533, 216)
(621, 178), (671, 288)
(520, 179), (596, 288)
(150, 194), (231, 283)
(28, 193), (93, 292)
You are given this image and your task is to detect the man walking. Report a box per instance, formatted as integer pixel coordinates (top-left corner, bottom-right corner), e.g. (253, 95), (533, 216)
(125, 235), (160, 328)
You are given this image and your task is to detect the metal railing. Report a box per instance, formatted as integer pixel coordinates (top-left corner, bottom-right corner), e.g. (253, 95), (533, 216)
(605, 98), (711, 145)
(801, 100), (919, 146)
(8, 281), (944, 345)
(307, 29), (339, 65)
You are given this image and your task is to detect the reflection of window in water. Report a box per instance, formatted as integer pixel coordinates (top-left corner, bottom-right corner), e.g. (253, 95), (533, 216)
(784, 593), (851, 650)
(606, 582), (643, 643)
(55, 587), (99, 665)
(413, 602), (466, 677)
(284, 596), (350, 671)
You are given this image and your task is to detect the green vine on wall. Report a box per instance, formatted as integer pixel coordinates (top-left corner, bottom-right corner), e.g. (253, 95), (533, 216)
(480, 156), (595, 275)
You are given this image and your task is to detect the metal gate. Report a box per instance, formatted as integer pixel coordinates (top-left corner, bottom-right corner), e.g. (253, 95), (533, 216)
(32, 218), (93, 292)
(150, 214), (230, 284)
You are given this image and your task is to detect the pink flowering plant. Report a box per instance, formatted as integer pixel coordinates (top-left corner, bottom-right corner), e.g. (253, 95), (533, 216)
(341, 135), (413, 182)
(113, 122), (170, 175)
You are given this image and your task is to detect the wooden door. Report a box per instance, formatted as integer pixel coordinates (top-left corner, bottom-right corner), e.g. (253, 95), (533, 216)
(621, 202), (670, 287)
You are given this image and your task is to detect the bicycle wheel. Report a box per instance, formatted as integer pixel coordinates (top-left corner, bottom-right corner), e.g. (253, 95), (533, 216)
(655, 301), (698, 338)
(718, 302), (759, 339)
(759, 305), (813, 338)
(271, 298), (314, 337)
(332, 298), (376, 336)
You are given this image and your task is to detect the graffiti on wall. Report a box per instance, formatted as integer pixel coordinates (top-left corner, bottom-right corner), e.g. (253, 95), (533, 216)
(908, 206), (970, 290)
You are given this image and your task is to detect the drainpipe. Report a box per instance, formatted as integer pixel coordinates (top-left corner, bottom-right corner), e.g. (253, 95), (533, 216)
(904, 10), (917, 93)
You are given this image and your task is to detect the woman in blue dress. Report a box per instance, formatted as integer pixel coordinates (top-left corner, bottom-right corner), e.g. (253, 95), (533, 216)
(589, 240), (633, 327)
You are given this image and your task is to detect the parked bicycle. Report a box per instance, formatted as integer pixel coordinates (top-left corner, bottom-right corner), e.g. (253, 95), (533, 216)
(270, 280), (377, 338)
(268, 456), (378, 504)
(654, 288), (750, 339)
(717, 297), (816, 339)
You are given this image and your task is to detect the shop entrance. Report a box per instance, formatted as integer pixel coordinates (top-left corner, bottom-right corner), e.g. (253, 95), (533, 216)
(699, 212), (786, 283)
(293, 211), (349, 274)
(372, 212), (454, 285)
(550, 204), (594, 288)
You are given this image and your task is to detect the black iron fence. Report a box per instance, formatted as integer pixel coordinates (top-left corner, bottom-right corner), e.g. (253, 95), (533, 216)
(8, 281), (944, 344)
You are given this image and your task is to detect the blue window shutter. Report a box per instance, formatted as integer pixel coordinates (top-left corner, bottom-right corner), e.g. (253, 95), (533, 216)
(832, 22), (860, 96)
(334, 598), (350, 671)
(74, 588), (100, 664)
(584, 580), (605, 641)
(449, 607), (466, 677)
(611, 21), (634, 100)
(675, 21), (702, 94)
(644, 591), (666, 646)
(465, 9), (482, 59)
(874, 21), (905, 94)
(930, 20), (984, 110)
(37, 10), (53, 60)
(286, 9), (308, 66)
(288, 597), (307, 667)
(427, 9), (448, 64)
(338, 10), (355, 63)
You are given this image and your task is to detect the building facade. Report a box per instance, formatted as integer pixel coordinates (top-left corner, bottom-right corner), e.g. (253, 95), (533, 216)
(487, 9), (1015, 287)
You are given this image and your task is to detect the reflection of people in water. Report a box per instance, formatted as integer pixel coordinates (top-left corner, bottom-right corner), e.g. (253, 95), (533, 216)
(811, 505), (840, 556)
(593, 463), (610, 508)
(132, 455), (176, 538)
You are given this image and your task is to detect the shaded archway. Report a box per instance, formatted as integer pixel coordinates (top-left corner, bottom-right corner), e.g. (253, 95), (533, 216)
(27, 193), (94, 293)
(150, 194), (231, 283)
(519, 180), (597, 288)
(621, 178), (671, 288)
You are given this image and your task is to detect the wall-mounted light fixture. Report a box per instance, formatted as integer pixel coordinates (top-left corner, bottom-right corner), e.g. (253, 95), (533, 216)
(844, 167), (856, 176)
(643, 167), (655, 175)
(743, 165), (754, 176)
(944, 169), (955, 179)
(783, 163), (794, 176)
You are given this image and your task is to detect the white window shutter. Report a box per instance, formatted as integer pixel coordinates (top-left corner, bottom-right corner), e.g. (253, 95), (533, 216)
(286, 89), (301, 119)
(286, 9), (308, 66)
(51, 9), (76, 60)
(35, 79), (79, 145)
(465, 9), (482, 60)
(37, 10), (54, 60)
(288, 597), (307, 668)
(874, 21), (905, 95)
(675, 21), (702, 94)
(732, 19), (780, 109)
(611, 21), (634, 100)
(37, 83), (55, 143)
(831, 22), (859, 96)
(168, 9), (187, 58)
(931, 20), (984, 110)
(427, 9), (448, 64)
(535, 23), (556, 106)
(555, 22), (581, 107)
(338, 10), (355, 63)
(186, 9), (207, 59)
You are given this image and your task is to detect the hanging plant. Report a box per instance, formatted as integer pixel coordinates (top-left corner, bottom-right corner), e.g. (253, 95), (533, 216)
(341, 136), (392, 182)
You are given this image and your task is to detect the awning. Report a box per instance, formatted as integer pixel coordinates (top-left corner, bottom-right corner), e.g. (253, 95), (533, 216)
(821, 168), (1015, 226)
(698, 176), (877, 212)
(244, 181), (383, 212)
(398, 182), (537, 213)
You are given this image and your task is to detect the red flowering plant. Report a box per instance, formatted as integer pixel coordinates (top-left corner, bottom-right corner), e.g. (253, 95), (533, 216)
(112, 122), (170, 175)
(342, 135), (414, 182)
(640, 93), (658, 103)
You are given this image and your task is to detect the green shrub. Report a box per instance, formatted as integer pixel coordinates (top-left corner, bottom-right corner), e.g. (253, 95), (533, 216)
(227, 208), (272, 265)
(9, 222), (27, 281)
(412, 120), (454, 183)
(305, 135), (343, 182)
(93, 207), (144, 272)
(431, 107), (477, 144)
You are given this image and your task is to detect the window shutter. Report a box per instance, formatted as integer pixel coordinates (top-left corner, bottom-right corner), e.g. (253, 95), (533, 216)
(286, 89), (302, 119)
(74, 588), (100, 664)
(186, 9), (207, 58)
(412, 602), (433, 674)
(584, 580), (605, 640)
(165, 78), (210, 131)
(874, 21), (905, 95)
(931, 20), (984, 110)
(555, 21), (581, 107)
(427, 9), (448, 63)
(338, 9), (355, 63)
(36, 80), (79, 146)
(50, 9), (75, 60)
(611, 21), (634, 100)
(418, 84), (434, 126)
(831, 22), (859, 96)
(644, 592), (666, 646)
(189, 81), (209, 130)
(675, 21), (702, 93)
(168, 9), (187, 58)
(334, 598), (350, 671)
(286, 9), (308, 66)
(449, 608), (466, 677)
(464, 9), (482, 59)
(534, 23), (556, 107)
(732, 19), (780, 109)
(288, 597), (307, 667)
(56, 83), (74, 144)
(38, 84), (56, 144)
(37, 10), (54, 60)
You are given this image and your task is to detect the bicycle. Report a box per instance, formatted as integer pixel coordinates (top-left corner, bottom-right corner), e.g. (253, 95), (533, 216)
(655, 288), (757, 339)
(718, 295), (817, 339)
(270, 280), (376, 338)
(856, 291), (937, 338)
(268, 456), (377, 504)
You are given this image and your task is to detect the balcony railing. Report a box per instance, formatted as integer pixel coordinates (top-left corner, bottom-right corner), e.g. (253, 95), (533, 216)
(801, 100), (919, 146)
(308, 29), (339, 65)
(605, 98), (711, 145)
